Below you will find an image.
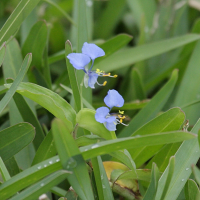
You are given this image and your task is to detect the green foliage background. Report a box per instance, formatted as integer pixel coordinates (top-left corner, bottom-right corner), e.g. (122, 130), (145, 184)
(1, 0), (200, 199)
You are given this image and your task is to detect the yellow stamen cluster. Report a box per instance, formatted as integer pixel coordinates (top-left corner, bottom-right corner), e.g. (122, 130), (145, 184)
(95, 69), (118, 78)
(118, 114), (126, 123)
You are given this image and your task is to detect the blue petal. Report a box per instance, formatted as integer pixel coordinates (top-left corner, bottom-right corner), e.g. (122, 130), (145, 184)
(105, 116), (116, 123)
(104, 89), (124, 109)
(88, 72), (98, 88)
(82, 42), (105, 61)
(105, 121), (117, 131)
(95, 107), (109, 123)
(67, 53), (90, 70)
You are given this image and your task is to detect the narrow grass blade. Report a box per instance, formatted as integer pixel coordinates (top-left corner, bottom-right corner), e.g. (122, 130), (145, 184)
(159, 156), (175, 200)
(9, 170), (69, 200)
(0, 43), (6, 66)
(92, 156), (114, 200)
(94, 34), (200, 72)
(0, 122), (35, 161)
(13, 93), (45, 150)
(0, 53), (32, 114)
(119, 69), (178, 137)
(65, 40), (82, 111)
(0, 0), (41, 45)
(0, 157), (11, 182)
(4, 82), (76, 132)
(155, 119), (200, 200)
(81, 131), (196, 160)
(0, 156), (62, 200)
(52, 118), (94, 200)
(143, 163), (160, 200)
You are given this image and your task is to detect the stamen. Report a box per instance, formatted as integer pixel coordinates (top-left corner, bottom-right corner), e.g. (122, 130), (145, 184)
(103, 73), (111, 77)
(119, 110), (124, 114)
(113, 75), (118, 78)
(97, 80), (107, 86)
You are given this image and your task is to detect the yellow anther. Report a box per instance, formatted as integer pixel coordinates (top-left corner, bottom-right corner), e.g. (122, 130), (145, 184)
(120, 119), (123, 123)
(119, 110), (124, 114)
(96, 69), (100, 72)
(103, 81), (107, 86)
(103, 73), (111, 77)
(114, 75), (118, 78)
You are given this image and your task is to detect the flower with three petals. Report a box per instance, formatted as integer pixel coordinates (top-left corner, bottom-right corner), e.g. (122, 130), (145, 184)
(95, 89), (128, 131)
(67, 42), (117, 88)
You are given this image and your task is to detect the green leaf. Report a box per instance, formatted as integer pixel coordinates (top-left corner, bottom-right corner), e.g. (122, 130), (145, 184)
(9, 170), (69, 200)
(143, 163), (160, 200)
(65, 40), (82, 111)
(128, 107), (185, 167)
(92, 156), (114, 200)
(0, 53), (32, 114)
(81, 131), (196, 160)
(0, 122), (35, 161)
(185, 179), (200, 200)
(32, 130), (57, 166)
(4, 82), (76, 132)
(155, 119), (200, 200)
(119, 69), (178, 137)
(76, 108), (115, 140)
(0, 43), (6, 66)
(94, 34), (200, 72)
(0, 157), (10, 182)
(159, 156), (175, 200)
(52, 118), (94, 200)
(174, 40), (200, 124)
(13, 93), (45, 150)
(0, 0), (41, 45)
(0, 156), (62, 200)
(22, 20), (48, 69)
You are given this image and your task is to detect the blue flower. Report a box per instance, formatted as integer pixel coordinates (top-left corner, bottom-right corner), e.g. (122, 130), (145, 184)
(95, 89), (128, 131)
(67, 42), (117, 88)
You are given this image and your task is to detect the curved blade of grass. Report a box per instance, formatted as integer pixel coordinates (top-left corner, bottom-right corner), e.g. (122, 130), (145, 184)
(65, 40), (82, 111)
(81, 131), (196, 160)
(159, 156), (175, 200)
(0, 122), (35, 161)
(52, 118), (94, 200)
(0, 156), (62, 200)
(0, 53), (32, 114)
(155, 119), (200, 200)
(94, 34), (200, 72)
(13, 93), (45, 150)
(4, 82), (76, 132)
(119, 69), (178, 138)
(184, 179), (200, 200)
(0, 0), (41, 45)
(143, 163), (160, 200)
(9, 170), (69, 200)
(0, 43), (6, 66)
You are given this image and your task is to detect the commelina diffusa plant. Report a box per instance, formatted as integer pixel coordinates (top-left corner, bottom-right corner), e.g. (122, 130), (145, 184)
(68, 42), (128, 131)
